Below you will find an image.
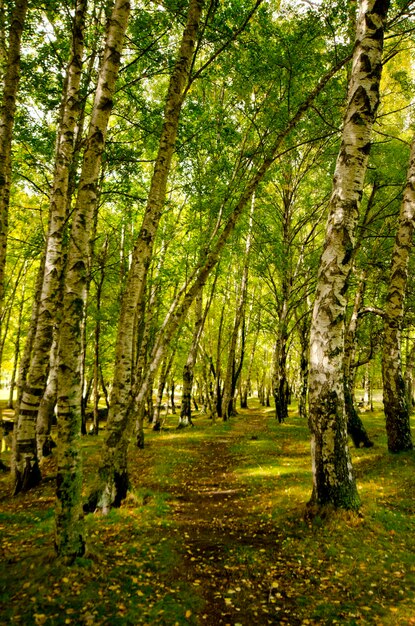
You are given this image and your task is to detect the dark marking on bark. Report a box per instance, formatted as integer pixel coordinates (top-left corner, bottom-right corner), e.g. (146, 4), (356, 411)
(359, 53), (372, 75)
(352, 85), (372, 113)
(98, 96), (113, 111)
(113, 470), (129, 507)
(23, 385), (44, 397)
(359, 142), (371, 157)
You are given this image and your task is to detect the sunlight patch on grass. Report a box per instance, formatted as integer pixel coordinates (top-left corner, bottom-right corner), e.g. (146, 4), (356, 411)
(236, 463), (306, 479)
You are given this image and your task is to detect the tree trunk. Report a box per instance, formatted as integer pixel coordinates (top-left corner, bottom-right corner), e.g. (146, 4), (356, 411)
(0, 0), (28, 326)
(13, 0), (86, 495)
(170, 380), (176, 414)
(98, 0), (205, 512)
(179, 287), (212, 428)
(272, 310), (289, 424)
(382, 135), (415, 452)
(93, 237), (108, 435)
(7, 262), (27, 409)
(36, 336), (58, 460)
(344, 274), (373, 447)
(152, 349), (175, 430)
(404, 339), (415, 413)
(240, 314), (259, 409)
(222, 195), (254, 420)
(55, 0), (130, 562)
(178, 295), (203, 428)
(308, 0), (389, 511)
(298, 314), (310, 419)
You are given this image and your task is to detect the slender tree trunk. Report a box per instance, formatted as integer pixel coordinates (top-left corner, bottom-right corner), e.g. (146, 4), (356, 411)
(98, 0), (205, 511)
(214, 301), (226, 418)
(308, 0), (389, 511)
(0, 1), (6, 83)
(36, 337), (58, 460)
(13, 0), (87, 494)
(170, 379), (176, 414)
(15, 257), (45, 414)
(404, 339), (415, 413)
(55, 0), (130, 562)
(152, 349), (175, 430)
(382, 135), (415, 452)
(272, 185), (293, 423)
(298, 314), (310, 419)
(8, 304), (22, 409)
(178, 292), (203, 428)
(222, 200), (253, 420)
(272, 306), (289, 424)
(0, 0), (28, 328)
(344, 274), (373, 447)
(0, 258), (25, 380)
(93, 237), (108, 435)
(240, 311), (260, 409)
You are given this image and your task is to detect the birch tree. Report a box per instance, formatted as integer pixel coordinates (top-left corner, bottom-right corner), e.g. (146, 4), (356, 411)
(0, 0), (28, 337)
(55, 0), (130, 562)
(343, 273), (374, 448)
(13, 0), (88, 493)
(98, 0), (205, 512)
(381, 134), (415, 453)
(308, 0), (389, 511)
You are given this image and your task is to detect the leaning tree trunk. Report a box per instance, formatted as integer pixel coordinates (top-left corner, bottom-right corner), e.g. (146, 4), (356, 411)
(55, 0), (130, 562)
(152, 348), (175, 430)
(98, 0), (205, 512)
(13, 0), (87, 494)
(381, 134), (415, 453)
(308, 0), (389, 511)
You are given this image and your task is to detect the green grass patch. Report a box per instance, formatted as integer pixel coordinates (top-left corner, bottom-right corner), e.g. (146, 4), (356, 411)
(2, 402), (415, 624)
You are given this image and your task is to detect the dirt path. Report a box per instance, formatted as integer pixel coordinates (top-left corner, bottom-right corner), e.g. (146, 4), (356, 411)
(167, 411), (301, 625)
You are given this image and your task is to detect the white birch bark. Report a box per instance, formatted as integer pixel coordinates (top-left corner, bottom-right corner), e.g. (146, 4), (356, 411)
(381, 135), (415, 452)
(55, 0), (130, 562)
(13, 0), (87, 493)
(308, 0), (389, 510)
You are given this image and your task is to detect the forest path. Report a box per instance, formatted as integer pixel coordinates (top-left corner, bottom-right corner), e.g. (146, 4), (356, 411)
(164, 409), (304, 625)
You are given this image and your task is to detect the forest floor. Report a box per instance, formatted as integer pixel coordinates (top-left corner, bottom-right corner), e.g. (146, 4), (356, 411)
(1, 402), (415, 625)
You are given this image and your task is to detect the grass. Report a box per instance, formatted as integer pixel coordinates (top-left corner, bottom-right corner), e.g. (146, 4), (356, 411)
(1, 399), (415, 624)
